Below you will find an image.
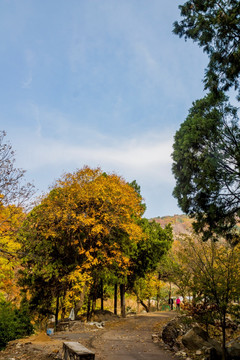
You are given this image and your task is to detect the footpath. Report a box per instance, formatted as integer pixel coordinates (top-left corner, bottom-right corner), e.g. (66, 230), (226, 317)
(0, 311), (177, 360)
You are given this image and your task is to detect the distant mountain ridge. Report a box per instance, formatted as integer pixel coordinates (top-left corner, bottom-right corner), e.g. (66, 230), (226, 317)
(152, 214), (193, 235)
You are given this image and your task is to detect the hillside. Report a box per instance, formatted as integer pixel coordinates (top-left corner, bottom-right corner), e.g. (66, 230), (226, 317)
(152, 214), (193, 235)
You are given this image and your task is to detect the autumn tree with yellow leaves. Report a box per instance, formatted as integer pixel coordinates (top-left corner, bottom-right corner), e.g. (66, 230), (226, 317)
(0, 131), (35, 349)
(19, 166), (146, 322)
(0, 131), (34, 302)
(0, 204), (26, 302)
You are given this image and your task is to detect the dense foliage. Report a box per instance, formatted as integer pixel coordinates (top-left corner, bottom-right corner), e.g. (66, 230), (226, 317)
(18, 167), (145, 318)
(0, 131), (35, 303)
(172, 93), (240, 240)
(0, 299), (33, 350)
(167, 235), (240, 353)
(129, 219), (173, 283)
(173, 0), (240, 97)
(128, 219), (173, 311)
(173, 1), (240, 240)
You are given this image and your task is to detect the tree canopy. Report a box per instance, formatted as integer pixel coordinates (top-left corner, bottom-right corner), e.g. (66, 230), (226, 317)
(173, 2), (240, 240)
(0, 131), (34, 302)
(127, 218), (173, 312)
(169, 234), (240, 354)
(19, 166), (145, 316)
(128, 218), (173, 284)
(172, 93), (240, 240)
(173, 0), (240, 97)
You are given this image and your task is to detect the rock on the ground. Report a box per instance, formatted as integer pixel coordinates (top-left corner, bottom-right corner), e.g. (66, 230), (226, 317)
(226, 337), (240, 359)
(161, 316), (191, 349)
(90, 310), (119, 322)
(176, 350), (187, 357)
(182, 326), (222, 359)
(87, 321), (105, 329)
(152, 334), (159, 343)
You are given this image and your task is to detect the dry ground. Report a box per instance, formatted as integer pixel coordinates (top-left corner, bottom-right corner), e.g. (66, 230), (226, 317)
(0, 311), (177, 360)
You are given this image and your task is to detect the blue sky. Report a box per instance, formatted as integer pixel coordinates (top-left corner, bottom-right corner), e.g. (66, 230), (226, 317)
(1, 0), (207, 218)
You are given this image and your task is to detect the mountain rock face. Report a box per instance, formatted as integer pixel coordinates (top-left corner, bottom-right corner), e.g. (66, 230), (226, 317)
(152, 215), (193, 235)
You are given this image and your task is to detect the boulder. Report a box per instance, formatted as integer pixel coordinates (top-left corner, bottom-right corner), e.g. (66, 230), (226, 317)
(226, 337), (240, 359)
(162, 321), (180, 348)
(182, 326), (222, 359)
(161, 316), (191, 348)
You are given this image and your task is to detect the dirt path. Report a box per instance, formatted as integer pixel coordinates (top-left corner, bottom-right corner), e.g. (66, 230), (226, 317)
(55, 311), (177, 360)
(93, 312), (177, 360)
(0, 311), (177, 360)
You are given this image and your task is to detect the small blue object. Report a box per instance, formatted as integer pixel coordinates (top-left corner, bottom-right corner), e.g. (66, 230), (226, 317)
(47, 328), (54, 335)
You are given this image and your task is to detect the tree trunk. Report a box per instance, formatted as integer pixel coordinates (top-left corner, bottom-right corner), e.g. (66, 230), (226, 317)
(73, 285), (86, 319)
(87, 298), (91, 322)
(120, 284), (126, 318)
(92, 297), (96, 313)
(100, 279), (104, 311)
(61, 305), (66, 321)
(192, 291), (196, 306)
(148, 298), (151, 311)
(157, 273), (160, 311)
(137, 295), (140, 313)
(222, 312), (227, 360)
(156, 292), (160, 311)
(55, 294), (60, 330)
(59, 290), (67, 320)
(140, 299), (149, 313)
(114, 284), (118, 315)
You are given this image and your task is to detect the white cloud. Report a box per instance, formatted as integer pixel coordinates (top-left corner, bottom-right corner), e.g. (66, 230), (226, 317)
(15, 126), (174, 186)
(11, 124), (176, 218)
(10, 103), (174, 189)
(15, 128), (177, 217)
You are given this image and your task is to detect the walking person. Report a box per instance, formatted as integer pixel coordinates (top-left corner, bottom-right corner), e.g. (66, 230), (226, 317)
(176, 297), (181, 311)
(168, 297), (173, 310)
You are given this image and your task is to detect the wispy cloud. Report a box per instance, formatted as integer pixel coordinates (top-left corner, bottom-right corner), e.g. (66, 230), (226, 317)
(20, 130), (172, 175)
(21, 128), (176, 217)
(22, 49), (35, 88)
(22, 71), (32, 88)
(11, 103), (174, 192)
(133, 41), (160, 79)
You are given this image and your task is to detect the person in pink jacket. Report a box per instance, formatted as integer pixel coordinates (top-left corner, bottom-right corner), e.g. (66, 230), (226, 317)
(176, 297), (181, 310)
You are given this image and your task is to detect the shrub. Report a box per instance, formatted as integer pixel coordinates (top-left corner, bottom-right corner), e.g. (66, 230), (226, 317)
(0, 300), (34, 350)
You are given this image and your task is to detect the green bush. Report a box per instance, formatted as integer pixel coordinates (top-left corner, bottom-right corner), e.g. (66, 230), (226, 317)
(0, 299), (34, 350)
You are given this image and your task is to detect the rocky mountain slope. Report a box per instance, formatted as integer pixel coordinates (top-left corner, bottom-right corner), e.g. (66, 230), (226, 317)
(152, 214), (193, 235)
